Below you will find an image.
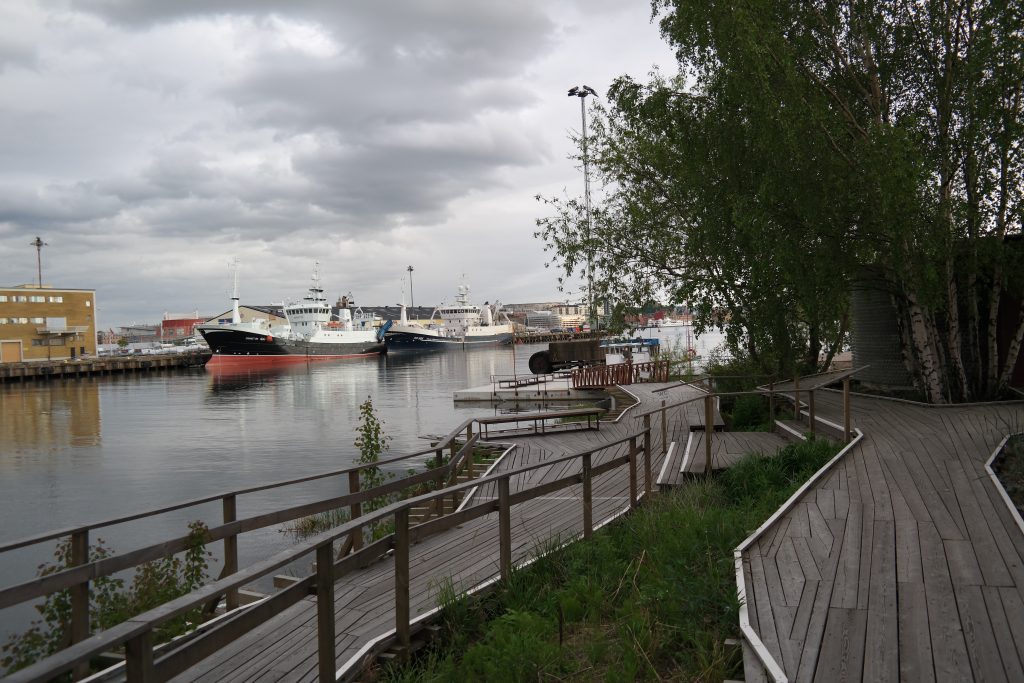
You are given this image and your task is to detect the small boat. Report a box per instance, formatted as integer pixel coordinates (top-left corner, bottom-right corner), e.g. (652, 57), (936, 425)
(196, 263), (386, 367)
(384, 280), (514, 350)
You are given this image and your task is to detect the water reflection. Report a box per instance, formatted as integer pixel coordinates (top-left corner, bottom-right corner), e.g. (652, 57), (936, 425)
(0, 380), (101, 451)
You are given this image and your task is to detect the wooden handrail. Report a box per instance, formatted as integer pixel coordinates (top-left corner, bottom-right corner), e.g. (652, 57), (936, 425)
(5, 425), (652, 683)
(0, 419), (477, 555)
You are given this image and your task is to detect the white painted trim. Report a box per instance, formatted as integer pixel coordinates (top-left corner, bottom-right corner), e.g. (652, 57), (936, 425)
(656, 441), (677, 486)
(679, 431), (694, 474)
(984, 434), (1024, 538)
(458, 441), (516, 511)
(734, 429), (865, 683)
(611, 384), (642, 423)
(774, 420), (806, 442)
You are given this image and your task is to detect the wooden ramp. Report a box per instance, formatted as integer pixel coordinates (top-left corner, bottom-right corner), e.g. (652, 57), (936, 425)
(739, 390), (1024, 682)
(167, 384), (677, 682)
(679, 431), (789, 476)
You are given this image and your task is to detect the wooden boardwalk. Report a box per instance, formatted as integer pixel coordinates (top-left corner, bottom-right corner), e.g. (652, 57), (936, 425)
(168, 384), (678, 681)
(740, 389), (1024, 682)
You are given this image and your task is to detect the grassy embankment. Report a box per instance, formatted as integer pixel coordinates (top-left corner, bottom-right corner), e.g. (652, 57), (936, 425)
(375, 438), (839, 683)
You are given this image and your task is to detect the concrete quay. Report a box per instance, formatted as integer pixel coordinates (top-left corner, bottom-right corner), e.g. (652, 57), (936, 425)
(0, 351), (210, 382)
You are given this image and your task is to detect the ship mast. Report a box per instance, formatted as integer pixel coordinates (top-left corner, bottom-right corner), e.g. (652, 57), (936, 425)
(230, 258), (241, 324)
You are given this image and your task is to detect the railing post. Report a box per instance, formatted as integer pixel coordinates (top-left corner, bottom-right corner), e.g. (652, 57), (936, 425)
(643, 413), (651, 452)
(70, 529), (90, 681)
(348, 471), (363, 551)
(223, 494), (239, 612)
(125, 630), (154, 681)
(582, 452), (593, 539)
(704, 394), (713, 475)
(498, 477), (512, 581)
(660, 399), (667, 455)
(628, 436), (638, 508)
(316, 541), (336, 681)
(793, 376), (801, 424)
(809, 389), (816, 437)
(643, 426), (652, 498)
(394, 508), (411, 656)
(768, 382), (775, 431)
(843, 377), (852, 443)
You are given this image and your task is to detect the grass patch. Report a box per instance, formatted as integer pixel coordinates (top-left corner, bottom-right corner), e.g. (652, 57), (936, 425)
(375, 438), (839, 682)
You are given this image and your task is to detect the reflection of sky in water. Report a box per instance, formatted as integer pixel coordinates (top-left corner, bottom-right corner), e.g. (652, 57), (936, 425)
(0, 329), (724, 639)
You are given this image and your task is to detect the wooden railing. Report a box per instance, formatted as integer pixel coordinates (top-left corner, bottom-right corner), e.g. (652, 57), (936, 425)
(0, 413), (491, 680)
(571, 360), (671, 388)
(634, 367), (865, 475)
(3, 422), (652, 683)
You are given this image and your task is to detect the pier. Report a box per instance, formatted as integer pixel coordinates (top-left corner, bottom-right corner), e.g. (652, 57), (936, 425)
(0, 352), (211, 382)
(1, 370), (1022, 681)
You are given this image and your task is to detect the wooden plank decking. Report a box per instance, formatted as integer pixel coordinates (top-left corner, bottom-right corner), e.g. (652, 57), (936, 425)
(165, 384), (676, 681)
(106, 376), (1024, 682)
(740, 390), (1024, 682)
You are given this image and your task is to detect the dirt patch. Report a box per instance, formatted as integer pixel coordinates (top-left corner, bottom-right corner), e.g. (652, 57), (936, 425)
(992, 435), (1024, 517)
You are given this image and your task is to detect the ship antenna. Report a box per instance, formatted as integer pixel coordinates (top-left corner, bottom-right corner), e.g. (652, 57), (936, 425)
(229, 257), (241, 324)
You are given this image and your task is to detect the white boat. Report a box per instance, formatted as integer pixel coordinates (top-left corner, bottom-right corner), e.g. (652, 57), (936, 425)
(384, 280), (514, 350)
(196, 263), (386, 367)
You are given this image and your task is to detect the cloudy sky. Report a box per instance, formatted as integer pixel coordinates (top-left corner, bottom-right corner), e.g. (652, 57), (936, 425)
(0, 1), (676, 328)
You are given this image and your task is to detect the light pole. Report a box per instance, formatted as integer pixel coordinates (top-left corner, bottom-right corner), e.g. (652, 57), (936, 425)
(30, 236), (47, 287)
(568, 85), (597, 329)
(407, 265), (414, 310)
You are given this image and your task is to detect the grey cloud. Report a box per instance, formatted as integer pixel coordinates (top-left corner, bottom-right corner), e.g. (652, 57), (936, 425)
(0, 183), (121, 227)
(293, 127), (543, 227)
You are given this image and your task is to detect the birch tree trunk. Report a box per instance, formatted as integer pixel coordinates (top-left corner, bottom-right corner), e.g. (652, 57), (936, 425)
(905, 287), (948, 403)
(997, 302), (1024, 393)
(945, 260), (970, 401)
(987, 268), (1003, 394)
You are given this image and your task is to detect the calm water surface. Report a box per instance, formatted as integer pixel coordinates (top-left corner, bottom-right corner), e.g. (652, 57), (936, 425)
(0, 327), (722, 638)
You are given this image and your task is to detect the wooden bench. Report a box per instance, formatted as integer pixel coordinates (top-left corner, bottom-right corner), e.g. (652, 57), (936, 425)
(476, 407), (605, 440)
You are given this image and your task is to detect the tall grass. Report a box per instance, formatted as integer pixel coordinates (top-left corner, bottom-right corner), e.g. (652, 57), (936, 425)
(378, 438), (838, 682)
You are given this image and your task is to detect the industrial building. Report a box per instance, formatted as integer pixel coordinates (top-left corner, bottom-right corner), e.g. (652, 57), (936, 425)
(0, 285), (97, 362)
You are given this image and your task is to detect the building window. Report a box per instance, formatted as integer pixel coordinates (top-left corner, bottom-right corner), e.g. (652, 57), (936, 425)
(30, 317), (45, 324)
(0, 318), (7, 324)
(29, 296), (45, 303)
(32, 339), (45, 346)
(14, 317), (28, 324)
(0, 295), (6, 302)
(86, 301), (91, 307)
(49, 337), (66, 346)
(14, 296), (27, 302)
(48, 296), (63, 303)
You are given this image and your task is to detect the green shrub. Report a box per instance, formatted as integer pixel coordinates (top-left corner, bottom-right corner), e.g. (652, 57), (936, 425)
(2, 522), (211, 675)
(381, 439), (838, 682)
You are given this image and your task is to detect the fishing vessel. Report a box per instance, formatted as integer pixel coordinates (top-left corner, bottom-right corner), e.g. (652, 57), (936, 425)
(196, 264), (386, 367)
(384, 280), (513, 350)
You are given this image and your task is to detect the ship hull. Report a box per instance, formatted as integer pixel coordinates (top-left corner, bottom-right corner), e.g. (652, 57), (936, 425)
(198, 326), (385, 366)
(384, 329), (513, 350)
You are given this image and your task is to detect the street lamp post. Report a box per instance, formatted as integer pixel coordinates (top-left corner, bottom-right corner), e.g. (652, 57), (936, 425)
(568, 85), (597, 330)
(407, 265), (414, 310)
(30, 236), (47, 287)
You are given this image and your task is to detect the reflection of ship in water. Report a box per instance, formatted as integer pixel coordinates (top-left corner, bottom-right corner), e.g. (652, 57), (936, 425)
(0, 381), (101, 450)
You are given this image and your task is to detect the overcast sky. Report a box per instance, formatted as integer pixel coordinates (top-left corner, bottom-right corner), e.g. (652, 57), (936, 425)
(0, 1), (676, 328)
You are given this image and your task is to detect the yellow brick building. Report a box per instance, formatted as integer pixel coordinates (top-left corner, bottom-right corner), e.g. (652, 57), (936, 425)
(0, 285), (97, 362)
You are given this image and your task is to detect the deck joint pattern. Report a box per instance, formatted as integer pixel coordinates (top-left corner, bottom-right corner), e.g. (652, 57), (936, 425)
(738, 390), (1024, 682)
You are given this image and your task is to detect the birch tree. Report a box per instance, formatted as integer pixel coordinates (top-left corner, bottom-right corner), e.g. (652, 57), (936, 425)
(537, 0), (1023, 401)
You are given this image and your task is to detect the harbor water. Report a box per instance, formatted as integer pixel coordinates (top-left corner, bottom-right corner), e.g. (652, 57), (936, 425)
(0, 326), (724, 642)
